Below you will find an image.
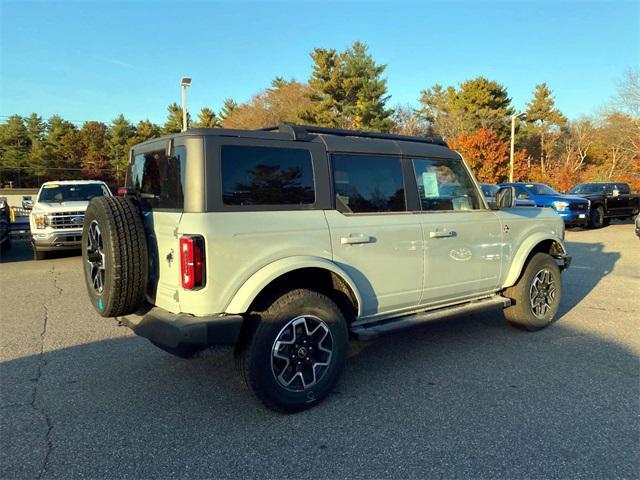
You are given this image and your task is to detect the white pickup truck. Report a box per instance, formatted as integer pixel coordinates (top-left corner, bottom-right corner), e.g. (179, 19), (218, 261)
(30, 180), (112, 260)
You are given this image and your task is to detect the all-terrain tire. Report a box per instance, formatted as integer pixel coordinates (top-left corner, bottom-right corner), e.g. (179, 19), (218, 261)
(590, 206), (605, 229)
(82, 196), (148, 317)
(502, 253), (562, 331)
(236, 289), (348, 413)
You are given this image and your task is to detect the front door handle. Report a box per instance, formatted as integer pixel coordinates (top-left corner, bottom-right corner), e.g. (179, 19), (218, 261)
(429, 230), (456, 238)
(341, 234), (372, 245)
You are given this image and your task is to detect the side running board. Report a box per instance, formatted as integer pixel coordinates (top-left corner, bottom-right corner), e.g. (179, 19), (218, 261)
(351, 296), (511, 340)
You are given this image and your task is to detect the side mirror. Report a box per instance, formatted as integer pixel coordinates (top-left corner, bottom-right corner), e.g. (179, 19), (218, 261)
(494, 186), (516, 209)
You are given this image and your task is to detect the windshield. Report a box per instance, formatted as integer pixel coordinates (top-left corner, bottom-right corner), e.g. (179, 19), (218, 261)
(526, 184), (559, 196)
(569, 184), (605, 194)
(38, 184), (110, 203)
(481, 184), (499, 197)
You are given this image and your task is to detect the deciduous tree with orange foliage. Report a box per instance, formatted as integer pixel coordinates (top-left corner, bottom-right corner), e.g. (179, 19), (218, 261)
(448, 128), (527, 183)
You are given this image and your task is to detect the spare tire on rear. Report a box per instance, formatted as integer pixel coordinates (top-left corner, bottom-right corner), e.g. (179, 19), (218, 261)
(82, 196), (148, 317)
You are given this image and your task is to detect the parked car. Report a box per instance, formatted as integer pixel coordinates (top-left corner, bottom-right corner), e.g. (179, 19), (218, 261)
(481, 184), (536, 207)
(22, 196), (34, 210)
(0, 197), (11, 252)
(499, 182), (590, 227)
(30, 180), (112, 260)
(82, 124), (571, 412)
(636, 214), (640, 238)
(568, 182), (640, 228)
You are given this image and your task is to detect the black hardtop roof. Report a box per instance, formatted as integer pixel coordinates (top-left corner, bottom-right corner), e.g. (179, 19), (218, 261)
(133, 123), (457, 158)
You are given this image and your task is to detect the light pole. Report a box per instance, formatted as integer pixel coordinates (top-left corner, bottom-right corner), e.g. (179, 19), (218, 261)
(510, 112), (526, 183)
(180, 77), (192, 132)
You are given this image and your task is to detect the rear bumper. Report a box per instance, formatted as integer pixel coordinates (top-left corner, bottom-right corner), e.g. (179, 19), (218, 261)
(119, 304), (244, 355)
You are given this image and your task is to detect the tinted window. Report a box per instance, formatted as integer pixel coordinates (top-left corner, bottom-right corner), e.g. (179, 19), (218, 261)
(514, 185), (530, 199)
(413, 158), (481, 211)
(618, 183), (631, 194)
(481, 184), (498, 197)
(221, 146), (314, 205)
(332, 154), (405, 213)
(569, 183), (606, 194)
(527, 184), (559, 195)
(130, 146), (185, 210)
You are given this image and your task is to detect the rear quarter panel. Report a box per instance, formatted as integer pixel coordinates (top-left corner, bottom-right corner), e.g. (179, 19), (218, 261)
(176, 211), (332, 316)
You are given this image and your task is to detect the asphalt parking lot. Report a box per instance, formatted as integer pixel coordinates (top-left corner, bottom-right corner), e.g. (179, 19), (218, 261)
(1, 223), (639, 479)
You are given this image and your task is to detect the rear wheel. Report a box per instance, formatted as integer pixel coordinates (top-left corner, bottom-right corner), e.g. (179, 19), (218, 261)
(502, 253), (562, 331)
(236, 289), (348, 413)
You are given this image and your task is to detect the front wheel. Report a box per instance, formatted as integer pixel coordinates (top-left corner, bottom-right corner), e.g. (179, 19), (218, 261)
(502, 253), (562, 331)
(589, 206), (605, 229)
(236, 289), (348, 413)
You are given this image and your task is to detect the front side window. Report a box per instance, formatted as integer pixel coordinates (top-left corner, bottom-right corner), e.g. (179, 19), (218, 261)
(221, 145), (315, 206)
(569, 183), (605, 194)
(514, 185), (531, 199)
(412, 158), (482, 211)
(130, 146), (185, 209)
(332, 154), (405, 213)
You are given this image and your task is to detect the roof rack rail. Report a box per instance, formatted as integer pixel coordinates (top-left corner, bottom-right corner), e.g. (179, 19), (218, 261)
(259, 123), (448, 147)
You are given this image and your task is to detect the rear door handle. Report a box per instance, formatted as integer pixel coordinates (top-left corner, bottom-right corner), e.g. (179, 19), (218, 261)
(341, 234), (372, 245)
(429, 230), (456, 238)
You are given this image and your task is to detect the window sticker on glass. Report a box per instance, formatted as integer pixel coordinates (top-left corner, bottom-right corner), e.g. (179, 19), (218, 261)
(422, 172), (439, 198)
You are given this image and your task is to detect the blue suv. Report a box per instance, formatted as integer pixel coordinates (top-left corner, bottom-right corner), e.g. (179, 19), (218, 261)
(499, 182), (590, 227)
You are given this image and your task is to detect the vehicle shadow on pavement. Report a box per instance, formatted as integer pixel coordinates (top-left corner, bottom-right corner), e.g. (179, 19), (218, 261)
(558, 241), (620, 318)
(0, 242), (80, 264)
(1, 314), (638, 479)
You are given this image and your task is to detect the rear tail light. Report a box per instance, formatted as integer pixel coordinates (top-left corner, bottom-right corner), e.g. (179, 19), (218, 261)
(180, 236), (205, 289)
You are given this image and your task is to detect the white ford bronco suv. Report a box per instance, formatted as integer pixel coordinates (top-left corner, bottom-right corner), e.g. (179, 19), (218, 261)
(31, 180), (112, 260)
(82, 124), (571, 412)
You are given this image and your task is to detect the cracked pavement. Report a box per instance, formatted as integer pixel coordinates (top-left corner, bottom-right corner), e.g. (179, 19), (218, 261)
(1, 223), (639, 479)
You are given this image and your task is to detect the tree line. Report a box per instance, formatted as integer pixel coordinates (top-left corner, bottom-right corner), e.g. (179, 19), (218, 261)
(1, 41), (638, 191)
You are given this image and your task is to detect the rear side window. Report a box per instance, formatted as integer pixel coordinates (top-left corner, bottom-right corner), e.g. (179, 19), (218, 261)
(412, 158), (482, 211)
(221, 145), (314, 205)
(332, 154), (405, 213)
(130, 147), (185, 210)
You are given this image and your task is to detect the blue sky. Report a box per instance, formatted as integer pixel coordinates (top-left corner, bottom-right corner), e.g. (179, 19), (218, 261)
(1, 0), (638, 126)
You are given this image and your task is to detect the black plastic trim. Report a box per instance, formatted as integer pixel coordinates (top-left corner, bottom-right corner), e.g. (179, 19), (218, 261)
(123, 306), (244, 349)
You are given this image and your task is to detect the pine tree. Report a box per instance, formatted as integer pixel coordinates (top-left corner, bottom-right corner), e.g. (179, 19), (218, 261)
(301, 41), (393, 131)
(342, 41), (393, 131)
(419, 77), (513, 139)
(526, 83), (567, 175)
(25, 113), (48, 179)
(0, 115), (30, 186)
(109, 114), (134, 182)
(80, 122), (110, 180)
(218, 98), (238, 126)
(163, 103), (189, 134)
(135, 120), (161, 142)
(192, 107), (220, 128)
(44, 116), (83, 180)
